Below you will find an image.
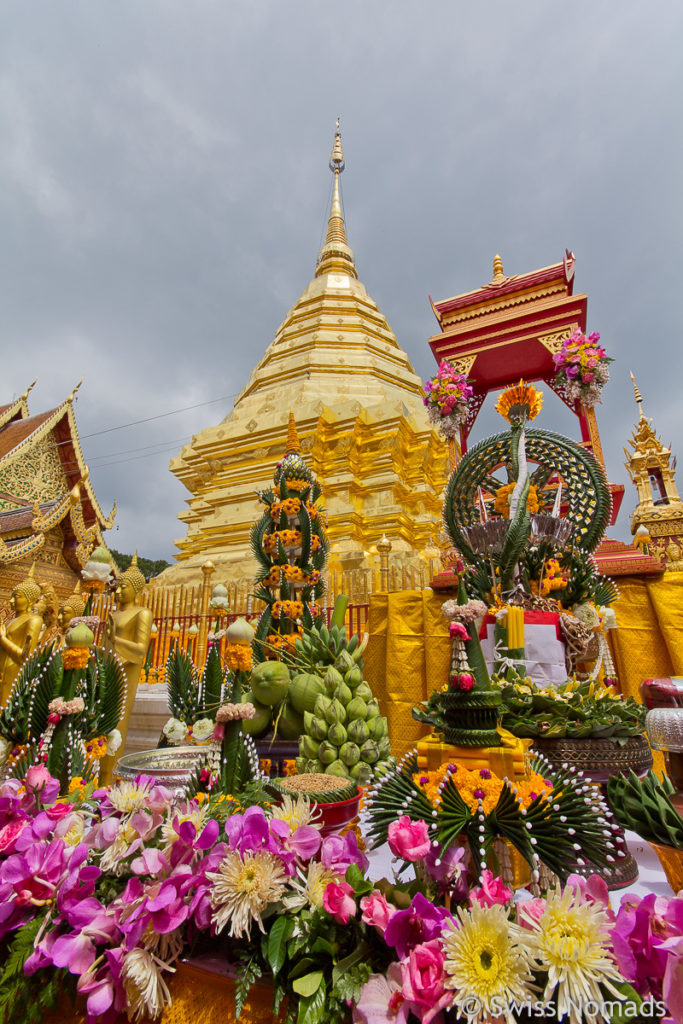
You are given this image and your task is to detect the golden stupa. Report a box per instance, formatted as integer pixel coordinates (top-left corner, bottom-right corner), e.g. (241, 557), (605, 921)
(164, 123), (447, 584)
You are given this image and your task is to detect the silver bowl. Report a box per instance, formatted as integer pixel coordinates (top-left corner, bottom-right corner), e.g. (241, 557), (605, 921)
(113, 746), (207, 794)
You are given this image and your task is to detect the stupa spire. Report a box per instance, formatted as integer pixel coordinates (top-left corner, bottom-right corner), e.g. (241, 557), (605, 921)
(316, 118), (357, 279)
(630, 371), (646, 420)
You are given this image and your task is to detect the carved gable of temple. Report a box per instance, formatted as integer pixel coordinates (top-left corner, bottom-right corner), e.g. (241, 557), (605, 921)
(0, 381), (116, 603)
(163, 125), (448, 585)
(625, 375), (683, 571)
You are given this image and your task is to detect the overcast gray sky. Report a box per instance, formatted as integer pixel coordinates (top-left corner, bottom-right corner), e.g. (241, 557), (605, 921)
(3, 1), (681, 560)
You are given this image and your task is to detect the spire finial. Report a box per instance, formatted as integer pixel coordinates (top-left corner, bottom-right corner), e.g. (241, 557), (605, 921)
(630, 371), (646, 419)
(492, 254), (505, 281)
(20, 380), (37, 405)
(329, 116), (345, 173)
(316, 120), (357, 279)
(286, 411), (301, 454)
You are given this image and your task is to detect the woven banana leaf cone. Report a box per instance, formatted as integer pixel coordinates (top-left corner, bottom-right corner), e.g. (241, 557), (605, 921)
(532, 735), (653, 889)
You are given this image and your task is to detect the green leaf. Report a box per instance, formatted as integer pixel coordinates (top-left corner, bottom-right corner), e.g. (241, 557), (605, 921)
(267, 915), (294, 976)
(288, 957), (316, 981)
(345, 862), (372, 895)
(291, 970), (324, 998)
(296, 980), (327, 1024)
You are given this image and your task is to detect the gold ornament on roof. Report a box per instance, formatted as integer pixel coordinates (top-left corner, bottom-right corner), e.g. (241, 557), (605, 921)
(492, 254), (505, 281)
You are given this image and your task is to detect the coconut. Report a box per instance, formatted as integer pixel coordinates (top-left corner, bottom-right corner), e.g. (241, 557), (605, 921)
(251, 661), (290, 706)
(289, 672), (325, 715)
(277, 701), (304, 741)
(240, 693), (271, 737)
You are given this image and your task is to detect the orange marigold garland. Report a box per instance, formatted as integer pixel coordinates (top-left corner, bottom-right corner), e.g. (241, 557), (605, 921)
(225, 643), (253, 672)
(62, 647), (91, 670)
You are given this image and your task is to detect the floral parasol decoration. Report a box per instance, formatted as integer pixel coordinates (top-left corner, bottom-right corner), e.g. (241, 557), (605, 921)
(423, 360), (474, 439)
(553, 328), (612, 408)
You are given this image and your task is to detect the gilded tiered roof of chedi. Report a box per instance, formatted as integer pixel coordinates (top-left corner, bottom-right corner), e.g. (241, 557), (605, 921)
(624, 374), (683, 571)
(165, 124), (448, 584)
(0, 380), (116, 603)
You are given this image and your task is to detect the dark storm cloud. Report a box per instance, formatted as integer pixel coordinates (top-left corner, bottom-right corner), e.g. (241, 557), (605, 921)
(1, 1), (681, 558)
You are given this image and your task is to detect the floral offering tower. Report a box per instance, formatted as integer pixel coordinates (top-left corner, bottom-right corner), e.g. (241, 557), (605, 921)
(251, 413), (329, 662)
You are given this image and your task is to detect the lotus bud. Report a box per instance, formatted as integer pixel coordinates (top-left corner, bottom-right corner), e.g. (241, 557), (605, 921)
(299, 734), (319, 760)
(344, 666), (363, 689)
(324, 666), (344, 693)
(296, 756), (308, 774)
(90, 545), (111, 564)
(350, 762), (373, 785)
(309, 716), (329, 742)
(365, 698), (380, 720)
(314, 694), (332, 718)
(318, 740), (339, 765)
(227, 617), (255, 644)
(340, 741), (360, 767)
(346, 696), (368, 721)
(377, 736), (392, 758)
(333, 682), (353, 707)
(360, 739), (380, 765)
(325, 759), (350, 778)
(335, 650), (355, 674)
(303, 710), (315, 733)
(347, 719), (369, 745)
(309, 759), (325, 773)
(324, 698), (346, 726)
(355, 682), (373, 702)
(372, 716), (388, 740)
(66, 622), (95, 648)
(327, 722), (348, 747)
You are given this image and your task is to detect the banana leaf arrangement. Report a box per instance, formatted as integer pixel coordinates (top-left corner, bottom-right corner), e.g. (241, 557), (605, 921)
(495, 675), (647, 741)
(607, 770), (683, 849)
(365, 750), (613, 882)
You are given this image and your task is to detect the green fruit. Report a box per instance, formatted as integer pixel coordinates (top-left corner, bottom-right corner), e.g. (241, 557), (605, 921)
(355, 682), (373, 702)
(251, 661), (291, 706)
(333, 682), (353, 707)
(328, 722), (348, 747)
(345, 666), (363, 689)
(340, 742), (360, 767)
(289, 672), (326, 714)
(325, 759), (350, 778)
(277, 701), (304, 740)
(324, 666), (344, 693)
(324, 698), (346, 726)
(240, 693), (271, 737)
(350, 762), (372, 784)
(346, 696), (368, 721)
(365, 698), (380, 720)
(318, 740), (339, 765)
(314, 694), (332, 718)
(299, 734), (319, 759)
(360, 739), (380, 765)
(347, 718), (369, 745)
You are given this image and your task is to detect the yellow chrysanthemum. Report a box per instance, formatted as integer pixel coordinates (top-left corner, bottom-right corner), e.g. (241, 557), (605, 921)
(441, 901), (537, 1024)
(525, 885), (625, 1024)
(207, 849), (287, 939)
(495, 381), (544, 424)
(276, 793), (319, 831)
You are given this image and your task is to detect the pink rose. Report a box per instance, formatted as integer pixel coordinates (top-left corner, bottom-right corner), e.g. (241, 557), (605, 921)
(400, 940), (449, 1022)
(25, 764), (52, 793)
(45, 802), (75, 822)
(387, 816), (431, 862)
(469, 870), (513, 908)
(360, 891), (395, 933)
(0, 819), (28, 854)
(322, 880), (356, 924)
(517, 897), (547, 929)
(449, 622), (468, 641)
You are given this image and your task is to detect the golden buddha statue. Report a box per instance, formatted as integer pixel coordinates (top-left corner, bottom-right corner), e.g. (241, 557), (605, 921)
(0, 566), (43, 705)
(36, 581), (61, 650)
(100, 553), (153, 782)
(57, 581), (86, 638)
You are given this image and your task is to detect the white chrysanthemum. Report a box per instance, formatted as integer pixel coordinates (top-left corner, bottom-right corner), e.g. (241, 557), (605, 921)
(99, 821), (139, 875)
(441, 901), (538, 1024)
(160, 801), (209, 848)
(276, 793), (319, 831)
(61, 812), (86, 847)
(121, 947), (174, 1022)
(525, 885), (625, 1024)
(107, 780), (151, 815)
(162, 717), (188, 745)
(191, 718), (214, 743)
(207, 849), (287, 938)
(283, 860), (340, 912)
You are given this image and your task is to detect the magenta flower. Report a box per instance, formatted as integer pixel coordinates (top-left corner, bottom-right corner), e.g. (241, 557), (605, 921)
(77, 947), (126, 1022)
(383, 893), (449, 959)
(387, 816), (431, 862)
(320, 830), (368, 873)
(423, 842), (468, 897)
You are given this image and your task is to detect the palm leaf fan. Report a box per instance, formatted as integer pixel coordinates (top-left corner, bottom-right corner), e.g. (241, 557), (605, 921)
(485, 781), (534, 865)
(365, 759), (435, 848)
(298, 504), (312, 564)
(87, 649), (127, 738)
(252, 606), (273, 663)
(0, 646), (55, 744)
(435, 773), (472, 851)
(250, 517), (273, 572)
(200, 643), (223, 715)
(166, 646), (198, 721)
(28, 650), (64, 740)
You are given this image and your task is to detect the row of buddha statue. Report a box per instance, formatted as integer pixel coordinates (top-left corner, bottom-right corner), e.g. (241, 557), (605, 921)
(0, 558), (153, 775)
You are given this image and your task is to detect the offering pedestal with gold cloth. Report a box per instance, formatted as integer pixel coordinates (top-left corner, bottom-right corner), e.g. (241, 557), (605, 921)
(44, 960), (285, 1024)
(364, 580), (683, 763)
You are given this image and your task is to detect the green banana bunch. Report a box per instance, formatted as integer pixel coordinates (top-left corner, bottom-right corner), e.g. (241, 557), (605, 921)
(607, 771), (683, 848)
